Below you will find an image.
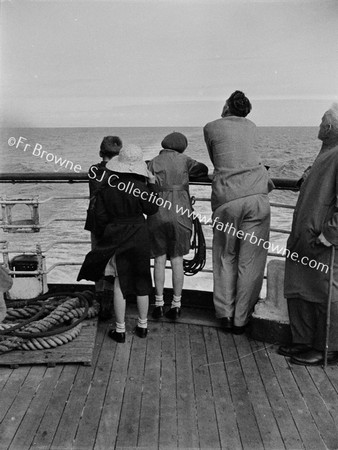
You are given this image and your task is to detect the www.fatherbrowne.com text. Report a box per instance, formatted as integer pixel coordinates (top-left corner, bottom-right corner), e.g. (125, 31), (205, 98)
(176, 206), (329, 274)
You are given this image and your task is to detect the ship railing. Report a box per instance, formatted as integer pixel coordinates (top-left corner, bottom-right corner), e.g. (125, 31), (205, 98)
(0, 173), (298, 277)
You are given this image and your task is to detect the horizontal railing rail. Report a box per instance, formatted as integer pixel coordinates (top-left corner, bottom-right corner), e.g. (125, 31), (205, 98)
(0, 172), (300, 190)
(0, 173), (298, 277)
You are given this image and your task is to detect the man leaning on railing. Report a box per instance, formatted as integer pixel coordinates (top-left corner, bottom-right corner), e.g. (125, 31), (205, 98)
(204, 90), (274, 335)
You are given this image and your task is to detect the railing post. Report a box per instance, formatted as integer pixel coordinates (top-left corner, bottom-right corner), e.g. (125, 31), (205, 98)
(1, 241), (10, 268)
(0, 197), (41, 232)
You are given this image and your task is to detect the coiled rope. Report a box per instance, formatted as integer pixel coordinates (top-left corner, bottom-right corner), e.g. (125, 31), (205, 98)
(0, 290), (98, 354)
(183, 198), (206, 276)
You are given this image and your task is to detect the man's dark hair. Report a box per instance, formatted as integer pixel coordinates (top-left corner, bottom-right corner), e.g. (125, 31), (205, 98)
(227, 90), (252, 117)
(100, 136), (122, 158)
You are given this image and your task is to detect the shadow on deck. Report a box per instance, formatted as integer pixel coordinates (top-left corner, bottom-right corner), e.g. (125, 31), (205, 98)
(1, 306), (338, 450)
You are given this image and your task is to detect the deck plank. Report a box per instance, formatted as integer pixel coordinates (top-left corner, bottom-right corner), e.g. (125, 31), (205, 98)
(235, 335), (285, 450)
(49, 322), (106, 450)
(203, 326), (242, 450)
(94, 327), (132, 450)
(307, 366), (338, 426)
(268, 350), (327, 449)
(8, 366), (63, 450)
(290, 364), (338, 450)
(158, 322), (178, 449)
(175, 323), (199, 449)
(250, 340), (304, 450)
(30, 365), (79, 450)
(0, 366), (46, 450)
(0, 365), (30, 423)
(218, 331), (264, 450)
(189, 324), (221, 449)
(324, 366), (338, 396)
(73, 325), (117, 450)
(0, 366), (13, 392)
(114, 323), (148, 448)
(138, 321), (162, 449)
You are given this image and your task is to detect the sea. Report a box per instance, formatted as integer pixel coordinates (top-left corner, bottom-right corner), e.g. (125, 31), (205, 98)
(0, 126), (320, 289)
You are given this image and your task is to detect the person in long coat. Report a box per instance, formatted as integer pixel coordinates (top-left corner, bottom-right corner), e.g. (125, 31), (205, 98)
(84, 135), (122, 318)
(279, 104), (338, 365)
(147, 132), (208, 320)
(204, 90), (273, 334)
(77, 144), (159, 342)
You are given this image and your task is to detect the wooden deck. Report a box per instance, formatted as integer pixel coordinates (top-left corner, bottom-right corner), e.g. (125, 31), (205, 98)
(1, 308), (338, 450)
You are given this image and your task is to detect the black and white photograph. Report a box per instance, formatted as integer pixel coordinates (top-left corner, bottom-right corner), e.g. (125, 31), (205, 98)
(1, 0), (338, 449)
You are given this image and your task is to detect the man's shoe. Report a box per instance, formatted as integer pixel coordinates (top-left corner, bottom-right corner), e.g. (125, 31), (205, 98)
(134, 326), (148, 338)
(152, 306), (164, 319)
(291, 349), (338, 366)
(108, 330), (126, 343)
(165, 307), (181, 321)
(220, 317), (233, 333)
(232, 324), (247, 335)
(278, 343), (312, 357)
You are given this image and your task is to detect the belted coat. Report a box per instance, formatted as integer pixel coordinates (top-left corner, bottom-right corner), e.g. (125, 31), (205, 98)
(77, 172), (159, 297)
(147, 149), (208, 257)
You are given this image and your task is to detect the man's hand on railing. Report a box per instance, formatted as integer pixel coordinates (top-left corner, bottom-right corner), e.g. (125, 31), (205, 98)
(316, 232), (332, 247)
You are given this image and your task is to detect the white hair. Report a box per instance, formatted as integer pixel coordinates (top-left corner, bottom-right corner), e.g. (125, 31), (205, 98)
(326, 102), (338, 132)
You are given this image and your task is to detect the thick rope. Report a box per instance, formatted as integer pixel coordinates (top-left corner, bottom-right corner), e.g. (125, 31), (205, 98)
(0, 336), (25, 354)
(19, 321), (83, 351)
(0, 307), (48, 334)
(0, 290), (98, 354)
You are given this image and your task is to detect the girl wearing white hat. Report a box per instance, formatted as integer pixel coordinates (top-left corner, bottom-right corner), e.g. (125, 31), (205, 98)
(78, 144), (159, 342)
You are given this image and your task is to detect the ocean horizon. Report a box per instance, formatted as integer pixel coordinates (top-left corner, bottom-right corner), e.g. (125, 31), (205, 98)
(1, 125), (319, 176)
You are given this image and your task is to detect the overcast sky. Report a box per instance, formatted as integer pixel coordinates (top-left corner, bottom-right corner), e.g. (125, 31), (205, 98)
(1, 0), (337, 127)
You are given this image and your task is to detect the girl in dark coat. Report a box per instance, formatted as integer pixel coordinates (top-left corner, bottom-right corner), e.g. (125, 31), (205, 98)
(78, 144), (159, 342)
(84, 136), (122, 315)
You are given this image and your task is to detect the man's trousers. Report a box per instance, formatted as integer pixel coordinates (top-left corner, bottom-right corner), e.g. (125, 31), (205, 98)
(287, 298), (338, 351)
(212, 194), (270, 326)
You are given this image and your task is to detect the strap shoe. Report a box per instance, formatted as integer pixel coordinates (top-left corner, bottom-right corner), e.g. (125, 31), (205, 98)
(134, 326), (148, 338)
(152, 306), (164, 319)
(108, 329), (126, 343)
(165, 307), (181, 321)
